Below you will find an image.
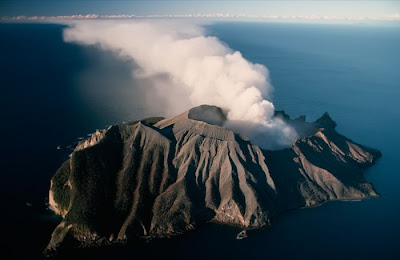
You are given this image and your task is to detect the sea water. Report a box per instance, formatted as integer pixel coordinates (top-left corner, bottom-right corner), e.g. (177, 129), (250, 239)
(0, 22), (399, 259)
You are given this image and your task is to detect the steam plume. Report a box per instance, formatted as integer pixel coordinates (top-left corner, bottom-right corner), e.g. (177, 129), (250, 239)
(63, 20), (298, 149)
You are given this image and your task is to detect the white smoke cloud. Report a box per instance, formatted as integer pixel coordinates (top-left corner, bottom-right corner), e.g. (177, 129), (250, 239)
(63, 20), (298, 150)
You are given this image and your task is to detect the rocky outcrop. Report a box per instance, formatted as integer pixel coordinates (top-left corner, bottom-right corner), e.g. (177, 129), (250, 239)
(45, 105), (381, 255)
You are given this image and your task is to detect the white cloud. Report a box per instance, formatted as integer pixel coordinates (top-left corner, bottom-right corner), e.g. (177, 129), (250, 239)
(2, 13), (400, 22)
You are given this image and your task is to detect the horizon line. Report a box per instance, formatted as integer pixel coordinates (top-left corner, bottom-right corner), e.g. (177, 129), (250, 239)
(2, 12), (400, 23)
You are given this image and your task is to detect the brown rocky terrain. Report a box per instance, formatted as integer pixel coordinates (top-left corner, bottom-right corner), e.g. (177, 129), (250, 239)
(45, 105), (381, 255)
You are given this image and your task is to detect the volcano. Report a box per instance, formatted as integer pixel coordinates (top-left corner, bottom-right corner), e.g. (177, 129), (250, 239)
(45, 105), (381, 255)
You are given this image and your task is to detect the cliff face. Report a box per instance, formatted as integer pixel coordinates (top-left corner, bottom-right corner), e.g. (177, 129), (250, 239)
(45, 105), (381, 254)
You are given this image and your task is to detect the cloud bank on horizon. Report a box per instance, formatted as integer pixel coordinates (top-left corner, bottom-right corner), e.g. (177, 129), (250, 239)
(3, 13), (400, 22)
(63, 20), (298, 150)
(1, 0), (400, 23)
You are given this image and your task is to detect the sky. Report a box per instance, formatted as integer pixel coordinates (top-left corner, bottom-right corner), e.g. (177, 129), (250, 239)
(0, 1), (399, 22)
(1, 1), (399, 17)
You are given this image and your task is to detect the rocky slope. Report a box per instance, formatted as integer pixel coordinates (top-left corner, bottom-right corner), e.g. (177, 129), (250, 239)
(45, 105), (381, 255)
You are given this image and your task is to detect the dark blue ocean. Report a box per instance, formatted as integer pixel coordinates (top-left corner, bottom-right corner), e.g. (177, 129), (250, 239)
(0, 22), (399, 259)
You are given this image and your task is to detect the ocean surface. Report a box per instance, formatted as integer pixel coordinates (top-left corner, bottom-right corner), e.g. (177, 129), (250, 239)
(0, 22), (399, 259)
